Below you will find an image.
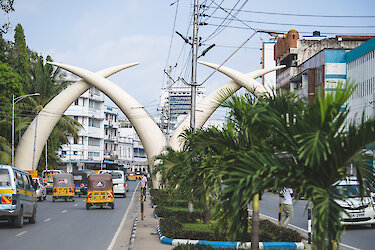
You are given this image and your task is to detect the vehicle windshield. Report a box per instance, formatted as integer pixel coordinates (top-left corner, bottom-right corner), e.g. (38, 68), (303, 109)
(335, 184), (361, 198)
(32, 178), (41, 186)
(43, 170), (60, 179)
(110, 172), (122, 179)
(0, 169), (11, 187)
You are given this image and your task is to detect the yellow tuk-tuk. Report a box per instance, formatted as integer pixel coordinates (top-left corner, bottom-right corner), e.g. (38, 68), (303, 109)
(52, 173), (75, 202)
(86, 174), (114, 209)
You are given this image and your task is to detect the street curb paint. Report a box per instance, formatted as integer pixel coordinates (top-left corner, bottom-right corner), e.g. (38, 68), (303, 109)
(156, 225), (304, 249)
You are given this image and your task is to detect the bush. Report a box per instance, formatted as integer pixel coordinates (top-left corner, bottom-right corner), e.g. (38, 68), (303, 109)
(258, 220), (302, 242)
(150, 189), (170, 205)
(173, 244), (234, 250)
(155, 206), (204, 223)
(160, 217), (226, 241)
(160, 217), (302, 243)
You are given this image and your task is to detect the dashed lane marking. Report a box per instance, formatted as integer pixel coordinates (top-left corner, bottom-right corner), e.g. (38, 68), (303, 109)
(62, 209), (68, 213)
(16, 231), (27, 236)
(43, 218), (51, 222)
(74, 204), (78, 207)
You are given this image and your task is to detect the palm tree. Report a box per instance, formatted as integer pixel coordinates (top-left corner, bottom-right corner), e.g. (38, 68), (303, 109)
(17, 54), (81, 171)
(217, 82), (375, 249)
(188, 93), (276, 246)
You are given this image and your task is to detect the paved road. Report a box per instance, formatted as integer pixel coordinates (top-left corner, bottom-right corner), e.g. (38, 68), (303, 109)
(259, 191), (374, 250)
(0, 181), (138, 250)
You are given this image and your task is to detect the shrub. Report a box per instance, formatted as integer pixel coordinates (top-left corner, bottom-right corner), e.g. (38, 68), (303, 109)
(173, 244), (234, 250)
(258, 220), (302, 242)
(160, 217), (302, 243)
(160, 217), (227, 241)
(155, 206), (204, 223)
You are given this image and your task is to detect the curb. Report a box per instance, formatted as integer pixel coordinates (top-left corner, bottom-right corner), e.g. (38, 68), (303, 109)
(156, 225), (304, 249)
(128, 217), (138, 250)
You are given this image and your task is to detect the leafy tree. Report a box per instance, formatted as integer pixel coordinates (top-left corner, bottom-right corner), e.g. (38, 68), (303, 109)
(0, 0), (15, 34)
(0, 61), (23, 165)
(7, 24), (31, 86)
(218, 83), (375, 249)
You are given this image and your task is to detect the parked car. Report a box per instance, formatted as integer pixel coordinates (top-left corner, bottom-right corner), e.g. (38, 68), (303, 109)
(32, 177), (47, 201)
(334, 177), (375, 228)
(98, 170), (126, 198)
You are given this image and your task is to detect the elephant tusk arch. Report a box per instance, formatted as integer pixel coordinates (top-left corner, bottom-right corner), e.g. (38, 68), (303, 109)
(15, 63), (140, 171)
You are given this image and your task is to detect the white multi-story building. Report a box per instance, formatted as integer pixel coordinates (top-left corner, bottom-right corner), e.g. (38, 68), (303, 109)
(103, 106), (136, 171)
(60, 87), (105, 172)
(261, 41), (277, 90)
(346, 37), (375, 125)
(159, 86), (206, 135)
(60, 88), (145, 173)
(118, 118), (148, 173)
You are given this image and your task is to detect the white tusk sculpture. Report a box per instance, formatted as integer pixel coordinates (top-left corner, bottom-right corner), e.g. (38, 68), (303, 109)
(169, 62), (285, 150)
(16, 59), (283, 188)
(15, 63), (140, 171)
(47, 62), (167, 178)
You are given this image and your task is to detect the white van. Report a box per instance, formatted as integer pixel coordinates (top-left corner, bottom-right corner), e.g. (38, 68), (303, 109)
(98, 170), (126, 198)
(334, 177), (375, 228)
(0, 165), (37, 227)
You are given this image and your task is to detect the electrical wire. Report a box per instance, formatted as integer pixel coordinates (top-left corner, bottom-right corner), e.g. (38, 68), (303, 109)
(207, 16), (375, 28)
(202, 0), (246, 43)
(203, 23), (375, 35)
(163, 0), (180, 88)
(204, 7), (375, 18)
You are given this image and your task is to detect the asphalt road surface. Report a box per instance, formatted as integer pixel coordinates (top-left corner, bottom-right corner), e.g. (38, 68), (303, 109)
(259, 191), (374, 250)
(0, 181), (138, 250)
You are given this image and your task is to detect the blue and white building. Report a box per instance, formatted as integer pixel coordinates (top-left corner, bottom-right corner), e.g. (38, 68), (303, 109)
(346, 37), (375, 125)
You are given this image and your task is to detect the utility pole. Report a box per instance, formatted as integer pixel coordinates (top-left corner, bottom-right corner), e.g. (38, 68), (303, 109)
(190, 0), (199, 130)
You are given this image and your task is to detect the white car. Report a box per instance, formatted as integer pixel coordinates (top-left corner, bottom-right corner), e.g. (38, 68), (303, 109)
(334, 177), (375, 228)
(33, 177), (47, 201)
(98, 170), (126, 198)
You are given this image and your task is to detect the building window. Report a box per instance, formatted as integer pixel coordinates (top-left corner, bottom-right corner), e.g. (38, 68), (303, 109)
(89, 118), (100, 127)
(88, 138), (100, 146)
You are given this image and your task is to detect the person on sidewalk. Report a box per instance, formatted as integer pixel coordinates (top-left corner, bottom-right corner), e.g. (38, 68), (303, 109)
(141, 173), (147, 200)
(280, 187), (294, 227)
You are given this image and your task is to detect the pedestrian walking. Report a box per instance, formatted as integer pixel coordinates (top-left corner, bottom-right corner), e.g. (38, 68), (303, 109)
(280, 187), (294, 227)
(141, 173), (147, 200)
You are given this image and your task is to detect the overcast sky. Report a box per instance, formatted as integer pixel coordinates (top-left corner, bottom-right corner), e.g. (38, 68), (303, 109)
(3, 0), (375, 118)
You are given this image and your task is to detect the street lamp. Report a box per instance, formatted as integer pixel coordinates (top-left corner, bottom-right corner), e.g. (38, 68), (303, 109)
(12, 93), (40, 168)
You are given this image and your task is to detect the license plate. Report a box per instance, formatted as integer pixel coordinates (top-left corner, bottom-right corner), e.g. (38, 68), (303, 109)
(350, 213), (365, 218)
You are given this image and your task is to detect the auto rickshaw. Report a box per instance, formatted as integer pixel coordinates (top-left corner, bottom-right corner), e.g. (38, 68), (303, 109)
(52, 173), (75, 202)
(86, 174), (114, 209)
(127, 172), (136, 181)
(72, 169), (96, 197)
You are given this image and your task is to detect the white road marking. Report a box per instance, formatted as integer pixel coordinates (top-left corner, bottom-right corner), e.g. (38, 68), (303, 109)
(259, 213), (361, 250)
(62, 209), (68, 213)
(107, 182), (140, 250)
(43, 218), (51, 222)
(16, 231), (27, 236)
(74, 204), (78, 207)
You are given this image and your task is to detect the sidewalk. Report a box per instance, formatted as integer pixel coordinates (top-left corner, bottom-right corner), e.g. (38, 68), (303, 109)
(109, 187), (171, 250)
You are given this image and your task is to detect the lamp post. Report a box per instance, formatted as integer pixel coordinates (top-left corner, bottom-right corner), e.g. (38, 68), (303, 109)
(12, 93), (40, 168)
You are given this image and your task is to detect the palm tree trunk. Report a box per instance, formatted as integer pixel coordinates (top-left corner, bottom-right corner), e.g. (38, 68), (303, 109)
(251, 193), (260, 250)
(204, 193), (210, 223)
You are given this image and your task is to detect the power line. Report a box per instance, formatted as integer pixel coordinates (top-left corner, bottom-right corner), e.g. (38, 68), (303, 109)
(204, 24), (375, 35)
(163, 0), (180, 87)
(207, 16), (375, 28)
(202, 0), (244, 42)
(204, 7), (375, 18)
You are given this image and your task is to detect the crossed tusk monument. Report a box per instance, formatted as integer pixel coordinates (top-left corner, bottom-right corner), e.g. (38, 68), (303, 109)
(14, 61), (284, 188)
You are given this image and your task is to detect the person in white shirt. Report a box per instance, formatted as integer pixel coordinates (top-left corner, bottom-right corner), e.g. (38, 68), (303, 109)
(280, 187), (294, 227)
(141, 174), (147, 200)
